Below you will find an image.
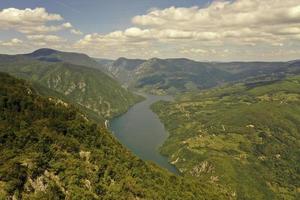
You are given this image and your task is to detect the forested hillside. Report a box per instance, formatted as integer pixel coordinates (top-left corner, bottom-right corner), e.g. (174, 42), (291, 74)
(152, 76), (300, 199)
(101, 57), (300, 95)
(25, 48), (101, 70)
(0, 72), (231, 199)
(0, 53), (142, 121)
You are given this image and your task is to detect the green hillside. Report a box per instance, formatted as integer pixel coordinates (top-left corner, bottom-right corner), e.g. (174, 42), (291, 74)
(152, 76), (300, 199)
(25, 48), (102, 70)
(104, 57), (300, 95)
(0, 72), (230, 199)
(0, 54), (142, 121)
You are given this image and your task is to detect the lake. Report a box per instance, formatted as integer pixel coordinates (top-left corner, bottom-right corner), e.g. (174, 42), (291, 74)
(110, 94), (179, 174)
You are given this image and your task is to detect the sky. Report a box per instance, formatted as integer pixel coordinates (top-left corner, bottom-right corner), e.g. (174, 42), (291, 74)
(0, 0), (300, 61)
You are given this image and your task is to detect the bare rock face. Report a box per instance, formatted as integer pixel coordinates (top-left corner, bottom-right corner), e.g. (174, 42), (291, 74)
(22, 170), (67, 197)
(189, 161), (214, 177)
(27, 176), (48, 192)
(79, 150), (91, 162)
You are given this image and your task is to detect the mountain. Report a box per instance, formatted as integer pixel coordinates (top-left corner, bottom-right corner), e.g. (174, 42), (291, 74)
(152, 76), (300, 199)
(93, 58), (114, 66)
(211, 61), (300, 81)
(134, 58), (231, 94)
(0, 72), (230, 199)
(0, 51), (142, 121)
(26, 50), (299, 95)
(103, 57), (146, 87)
(103, 58), (231, 94)
(103, 58), (300, 94)
(25, 48), (102, 70)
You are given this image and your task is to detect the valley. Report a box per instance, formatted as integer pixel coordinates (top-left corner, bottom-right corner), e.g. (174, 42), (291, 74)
(110, 94), (179, 174)
(0, 72), (228, 199)
(1, 1), (300, 199)
(0, 48), (299, 199)
(0, 49), (142, 122)
(99, 57), (300, 95)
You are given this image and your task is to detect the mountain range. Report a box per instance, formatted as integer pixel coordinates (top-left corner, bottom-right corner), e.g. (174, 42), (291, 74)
(152, 76), (300, 199)
(1, 48), (299, 199)
(0, 72), (229, 199)
(0, 49), (142, 121)
(98, 57), (300, 94)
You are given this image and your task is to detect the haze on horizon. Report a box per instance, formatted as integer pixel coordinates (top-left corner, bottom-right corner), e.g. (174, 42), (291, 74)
(0, 0), (300, 61)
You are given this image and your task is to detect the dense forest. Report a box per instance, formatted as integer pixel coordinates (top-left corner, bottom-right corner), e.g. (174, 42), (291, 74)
(152, 76), (300, 199)
(0, 51), (142, 122)
(0, 72), (231, 199)
(0, 49), (299, 199)
(1, 0), (300, 198)
(100, 57), (300, 95)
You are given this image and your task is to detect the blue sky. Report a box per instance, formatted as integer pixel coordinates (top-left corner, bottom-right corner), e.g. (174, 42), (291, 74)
(0, 0), (211, 34)
(0, 0), (299, 61)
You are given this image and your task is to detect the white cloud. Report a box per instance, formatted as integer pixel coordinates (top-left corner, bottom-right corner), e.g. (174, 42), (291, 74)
(124, 27), (152, 39)
(0, 7), (62, 24)
(181, 48), (208, 54)
(62, 22), (72, 28)
(26, 35), (66, 43)
(132, 1), (300, 29)
(0, 7), (61, 34)
(75, 0), (300, 60)
(70, 29), (83, 35)
(1, 1), (300, 60)
(0, 38), (23, 47)
(0, 7), (80, 35)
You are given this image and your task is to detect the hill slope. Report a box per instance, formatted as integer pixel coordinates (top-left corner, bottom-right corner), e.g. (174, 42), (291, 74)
(0, 72), (230, 199)
(0, 54), (141, 121)
(152, 77), (300, 199)
(25, 48), (102, 70)
(104, 58), (300, 94)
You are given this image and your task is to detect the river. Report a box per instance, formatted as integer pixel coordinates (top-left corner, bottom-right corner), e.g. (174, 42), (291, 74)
(110, 94), (179, 174)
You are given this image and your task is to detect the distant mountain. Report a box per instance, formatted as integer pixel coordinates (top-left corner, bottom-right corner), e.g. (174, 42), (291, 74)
(93, 58), (114, 66)
(0, 72), (229, 199)
(211, 61), (300, 80)
(0, 51), (142, 121)
(103, 57), (300, 94)
(25, 48), (102, 70)
(152, 75), (300, 199)
(134, 58), (232, 94)
(103, 57), (146, 87)
(102, 57), (233, 94)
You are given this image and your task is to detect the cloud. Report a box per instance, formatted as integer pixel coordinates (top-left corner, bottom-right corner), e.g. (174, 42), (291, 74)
(0, 7), (84, 54)
(74, 0), (300, 60)
(132, 1), (300, 29)
(26, 35), (66, 43)
(131, 0), (300, 45)
(180, 48), (208, 54)
(1, 1), (300, 61)
(0, 38), (23, 47)
(0, 7), (62, 24)
(62, 22), (72, 28)
(0, 7), (80, 35)
(71, 29), (83, 35)
(0, 7), (61, 33)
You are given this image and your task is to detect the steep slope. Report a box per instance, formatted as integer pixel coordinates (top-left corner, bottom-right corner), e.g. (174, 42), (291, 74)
(104, 57), (146, 87)
(134, 58), (231, 94)
(104, 58), (231, 94)
(152, 77), (300, 199)
(105, 58), (300, 95)
(0, 54), (141, 121)
(93, 58), (114, 67)
(0, 73), (230, 199)
(211, 60), (300, 81)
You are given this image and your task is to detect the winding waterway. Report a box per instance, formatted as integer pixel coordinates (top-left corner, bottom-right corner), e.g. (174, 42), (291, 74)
(110, 94), (179, 174)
